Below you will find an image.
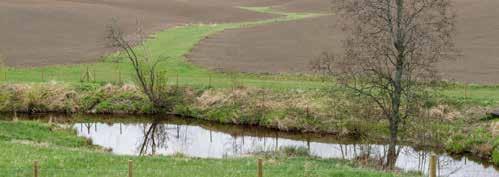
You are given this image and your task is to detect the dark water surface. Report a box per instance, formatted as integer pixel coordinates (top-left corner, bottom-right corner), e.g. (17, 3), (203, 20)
(4, 114), (499, 177)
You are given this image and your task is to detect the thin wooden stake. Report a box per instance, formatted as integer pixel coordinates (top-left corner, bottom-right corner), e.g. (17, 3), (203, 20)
(118, 70), (122, 84)
(464, 84), (468, 99)
(176, 72), (179, 88)
(257, 159), (263, 177)
(41, 70), (45, 81)
(33, 160), (39, 177)
(429, 154), (437, 177)
(208, 74), (212, 88)
(128, 160), (133, 177)
(85, 66), (89, 82)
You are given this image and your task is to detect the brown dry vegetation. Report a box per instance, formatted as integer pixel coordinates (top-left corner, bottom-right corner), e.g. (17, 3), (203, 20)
(187, 0), (499, 84)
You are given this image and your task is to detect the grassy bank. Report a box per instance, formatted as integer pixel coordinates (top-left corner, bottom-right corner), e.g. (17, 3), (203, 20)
(0, 120), (414, 177)
(0, 83), (497, 166)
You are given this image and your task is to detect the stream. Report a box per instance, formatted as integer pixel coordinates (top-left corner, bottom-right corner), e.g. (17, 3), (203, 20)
(4, 115), (499, 177)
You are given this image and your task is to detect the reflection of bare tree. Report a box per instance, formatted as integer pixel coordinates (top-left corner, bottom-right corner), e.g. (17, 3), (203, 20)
(437, 156), (465, 177)
(176, 124), (180, 139)
(229, 135), (243, 155)
(179, 126), (190, 150)
(339, 144), (347, 159)
(137, 120), (168, 156)
(83, 122), (94, 134)
(416, 151), (429, 172)
(342, 144), (403, 169)
(306, 138), (311, 151)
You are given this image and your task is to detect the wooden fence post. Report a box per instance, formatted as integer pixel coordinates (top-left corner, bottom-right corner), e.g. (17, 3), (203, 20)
(257, 159), (263, 177)
(33, 160), (39, 177)
(128, 160), (133, 177)
(429, 154), (437, 177)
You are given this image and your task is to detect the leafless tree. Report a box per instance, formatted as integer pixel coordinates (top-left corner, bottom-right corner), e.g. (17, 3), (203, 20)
(332, 0), (456, 169)
(106, 20), (170, 111)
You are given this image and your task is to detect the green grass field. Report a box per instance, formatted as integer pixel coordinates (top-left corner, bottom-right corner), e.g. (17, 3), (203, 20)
(0, 121), (414, 177)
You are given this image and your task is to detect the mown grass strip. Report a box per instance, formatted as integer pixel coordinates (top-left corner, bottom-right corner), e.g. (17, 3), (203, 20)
(0, 7), (327, 90)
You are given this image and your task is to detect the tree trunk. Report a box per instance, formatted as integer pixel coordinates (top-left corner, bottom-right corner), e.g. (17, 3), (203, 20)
(386, 119), (399, 169)
(386, 0), (404, 170)
(387, 57), (403, 169)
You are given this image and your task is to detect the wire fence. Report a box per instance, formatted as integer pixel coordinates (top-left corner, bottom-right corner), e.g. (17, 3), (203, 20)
(9, 157), (479, 177)
(0, 157), (439, 177)
(0, 159), (265, 177)
(1, 167), (408, 177)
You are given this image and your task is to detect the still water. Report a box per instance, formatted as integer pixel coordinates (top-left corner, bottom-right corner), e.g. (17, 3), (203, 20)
(6, 114), (499, 177)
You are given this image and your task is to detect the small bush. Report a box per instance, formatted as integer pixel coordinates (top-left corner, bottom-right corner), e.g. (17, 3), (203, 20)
(445, 134), (467, 154)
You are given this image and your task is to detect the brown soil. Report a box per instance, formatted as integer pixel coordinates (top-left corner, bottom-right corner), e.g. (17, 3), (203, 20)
(0, 0), (278, 67)
(187, 15), (342, 73)
(187, 0), (499, 84)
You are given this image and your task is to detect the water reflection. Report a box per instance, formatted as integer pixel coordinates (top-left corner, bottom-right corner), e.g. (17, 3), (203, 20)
(72, 119), (498, 177)
(1, 114), (497, 177)
(137, 122), (169, 155)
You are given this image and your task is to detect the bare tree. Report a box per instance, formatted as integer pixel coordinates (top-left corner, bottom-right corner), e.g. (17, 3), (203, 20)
(332, 0), (456, 169)
(106, 20), (171, 111)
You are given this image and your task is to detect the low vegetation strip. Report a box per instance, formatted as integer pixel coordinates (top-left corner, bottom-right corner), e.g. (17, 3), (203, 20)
(0, 120), (413, 177)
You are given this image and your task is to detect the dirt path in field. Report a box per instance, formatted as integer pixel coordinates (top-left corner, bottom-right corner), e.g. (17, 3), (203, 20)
(0, 0), (285, 67)
(187, 0), (499, 84)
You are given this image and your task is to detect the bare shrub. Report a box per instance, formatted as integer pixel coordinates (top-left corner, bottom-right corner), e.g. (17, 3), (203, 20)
(105, 20), (172, 112)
